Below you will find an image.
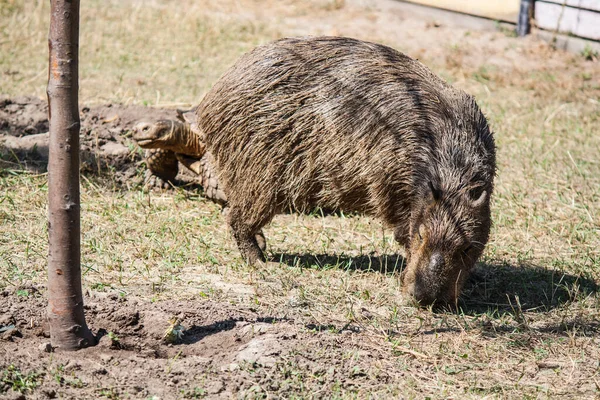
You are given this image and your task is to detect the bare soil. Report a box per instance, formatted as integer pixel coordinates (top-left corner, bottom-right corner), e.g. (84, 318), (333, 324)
(2, 286), (355, 399)
(2, 275), (598, 399)
(0, 96), (183, 189)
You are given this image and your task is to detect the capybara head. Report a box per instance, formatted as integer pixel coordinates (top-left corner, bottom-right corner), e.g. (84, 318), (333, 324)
(402, 120), (495, 306)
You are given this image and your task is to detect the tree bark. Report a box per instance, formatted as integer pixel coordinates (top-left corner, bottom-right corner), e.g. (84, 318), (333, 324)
(47, 0), (95, 351)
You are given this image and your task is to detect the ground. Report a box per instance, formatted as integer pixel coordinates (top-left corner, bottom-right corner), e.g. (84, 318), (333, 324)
(1, 0), (599, 399)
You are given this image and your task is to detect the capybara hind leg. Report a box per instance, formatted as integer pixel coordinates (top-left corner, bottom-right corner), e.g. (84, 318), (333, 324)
(233, 228), (265, 264)
(227, 207), (265, 264)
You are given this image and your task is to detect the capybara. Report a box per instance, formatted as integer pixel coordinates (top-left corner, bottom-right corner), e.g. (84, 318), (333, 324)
(197, 36), (496, 305)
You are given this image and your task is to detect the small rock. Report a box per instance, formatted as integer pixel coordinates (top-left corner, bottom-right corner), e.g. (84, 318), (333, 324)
(141, 348), (159, 358)
(100, 141), (129, 156)
(236, 335), (282, 367)
(64, 360), (81, 371)
(39, 342), (54, 353)
(34, 327), (50, 338)
(221, 363), (240, 372)
(205, 380), (224, 395)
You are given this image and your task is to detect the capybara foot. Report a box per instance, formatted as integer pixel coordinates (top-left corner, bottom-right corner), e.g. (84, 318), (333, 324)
(255, 230), (267, 252)
(239, 237), (266, 265)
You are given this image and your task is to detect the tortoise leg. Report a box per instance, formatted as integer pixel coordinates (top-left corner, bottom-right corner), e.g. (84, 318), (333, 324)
(144, 148), (178, 189)
(177, 152), (227, 206)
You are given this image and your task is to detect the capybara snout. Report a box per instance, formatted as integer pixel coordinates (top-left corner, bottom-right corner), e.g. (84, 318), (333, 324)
(401, 179), (492, 305)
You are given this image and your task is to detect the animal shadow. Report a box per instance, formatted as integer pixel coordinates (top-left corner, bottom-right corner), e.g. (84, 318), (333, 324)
(461, 261), (599, 314)
(270, 252), (406, 275)
(272, 252), (598, 317)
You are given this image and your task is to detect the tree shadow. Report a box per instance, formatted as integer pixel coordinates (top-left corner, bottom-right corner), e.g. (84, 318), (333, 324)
(179, 318), (238, 344)
(179, 316), (291, 345)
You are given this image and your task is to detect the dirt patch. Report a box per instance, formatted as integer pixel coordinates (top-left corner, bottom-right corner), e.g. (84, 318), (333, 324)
(0, 287), (390, 399)
(0, 96), (49, 137)
(1, 284), (599, 399)
(0, 96), (182, 187)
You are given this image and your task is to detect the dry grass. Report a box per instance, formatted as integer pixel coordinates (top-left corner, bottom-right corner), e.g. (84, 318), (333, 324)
(1, 0), (600, 398)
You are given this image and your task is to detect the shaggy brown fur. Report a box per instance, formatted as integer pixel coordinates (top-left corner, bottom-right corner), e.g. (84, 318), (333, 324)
(197, 36), (496, 305)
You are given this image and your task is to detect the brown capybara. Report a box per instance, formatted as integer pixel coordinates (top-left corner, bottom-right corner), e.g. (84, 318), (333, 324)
(197, 36), (496, 305)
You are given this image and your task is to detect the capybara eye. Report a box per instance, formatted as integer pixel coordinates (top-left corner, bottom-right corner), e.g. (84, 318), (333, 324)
(469, 186), (484, 201)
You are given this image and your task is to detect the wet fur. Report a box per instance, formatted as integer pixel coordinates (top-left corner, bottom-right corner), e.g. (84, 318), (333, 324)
(197, 36), (496, 304)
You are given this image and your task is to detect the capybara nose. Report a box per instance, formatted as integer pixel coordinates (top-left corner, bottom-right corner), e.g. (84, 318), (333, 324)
(406, 274), (436, 306)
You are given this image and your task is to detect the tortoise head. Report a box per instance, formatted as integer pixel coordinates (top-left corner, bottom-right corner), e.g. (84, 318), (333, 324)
(132, 120), (181, 149)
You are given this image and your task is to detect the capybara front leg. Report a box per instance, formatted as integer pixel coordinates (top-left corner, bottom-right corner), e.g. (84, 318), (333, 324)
(222, 207), (266, 252)
(227, 207), (265, 264)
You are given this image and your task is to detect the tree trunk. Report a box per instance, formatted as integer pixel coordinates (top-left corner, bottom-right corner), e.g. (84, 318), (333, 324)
(47, 0), (95, 351)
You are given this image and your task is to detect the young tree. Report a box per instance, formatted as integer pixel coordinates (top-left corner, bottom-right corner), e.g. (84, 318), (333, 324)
(47, 0), (95, 350)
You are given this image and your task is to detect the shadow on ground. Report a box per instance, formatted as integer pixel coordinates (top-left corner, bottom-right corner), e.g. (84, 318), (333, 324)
(271, 252), (407, 275)
(462, 261), (598, 313)
(272, 252), (599, 316)
(179, 316), (291, 345)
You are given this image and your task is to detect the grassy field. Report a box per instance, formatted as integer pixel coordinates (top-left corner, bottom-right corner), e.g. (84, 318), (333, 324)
(1, 0), (600, 398)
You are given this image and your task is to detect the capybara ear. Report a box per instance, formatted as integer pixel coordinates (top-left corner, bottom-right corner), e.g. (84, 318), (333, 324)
(471, 188), (487, 208)
(428, 181), (441, 203)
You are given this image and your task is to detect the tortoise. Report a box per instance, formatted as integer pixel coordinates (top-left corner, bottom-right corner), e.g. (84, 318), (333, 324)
(131, 109), (226, 205)
(131, 113), (266, 250)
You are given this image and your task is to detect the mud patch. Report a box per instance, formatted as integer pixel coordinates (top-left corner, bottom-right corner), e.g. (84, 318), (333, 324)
(0, 287), (388, 399)
(0, 95), (186, 187)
